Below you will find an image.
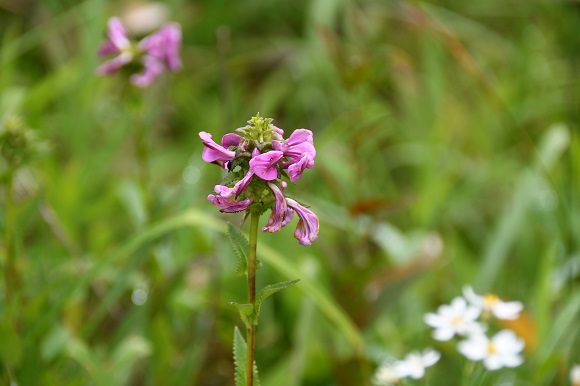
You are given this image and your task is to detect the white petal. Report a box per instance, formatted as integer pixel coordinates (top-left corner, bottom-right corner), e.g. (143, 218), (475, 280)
(570, 365), (580, 384)
(501, 353), (524, 368)
(424, 313), (445, 329)
(433, 328), (455, 341)
(483, 355), (503, 371)
(421, 349), (441, 366)
(407, 366), (425, 380)
(450, 297), (468, 312)
(494, 330), (524, 354)
(493, 301), (523, 320)
(374, 366), (400, 385)
(464, 305), (483, 321)
(458, 336), (488, 361)
(463, 285), (483, 306)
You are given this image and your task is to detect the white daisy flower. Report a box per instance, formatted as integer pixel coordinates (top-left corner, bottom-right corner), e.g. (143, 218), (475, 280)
(458, 329), (525, 370)
(463, 286), (523, 320)
(393, 349), (440, 379)
(571, 364), (580, 386)
(424, 296), (484, 341)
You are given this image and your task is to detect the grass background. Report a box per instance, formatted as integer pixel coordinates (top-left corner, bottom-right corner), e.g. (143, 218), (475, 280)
(0, 0), (579, 385)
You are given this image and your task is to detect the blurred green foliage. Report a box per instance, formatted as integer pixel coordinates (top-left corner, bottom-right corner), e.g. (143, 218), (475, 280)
(0, 0), (579, 385)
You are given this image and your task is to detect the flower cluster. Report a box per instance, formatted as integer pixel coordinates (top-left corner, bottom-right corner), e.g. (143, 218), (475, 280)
(199, 115), (319, 245)
(424, 286), (525, 371)
(374, 349), (440, 385)
(97, 17), (182, 87)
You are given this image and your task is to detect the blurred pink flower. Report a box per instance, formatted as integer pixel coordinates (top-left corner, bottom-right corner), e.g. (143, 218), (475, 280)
(97, 17), (182, 87)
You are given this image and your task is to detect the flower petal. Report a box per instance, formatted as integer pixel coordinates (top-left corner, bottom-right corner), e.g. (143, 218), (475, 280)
(130, 55), (165, 87)
(199, 131), (236, 163)
(106, 17), (131, 50)
(261, 182), (292, 233)
(96, 51), (133, 75)
(207, 194), (251, 212)
(215, 170), (254, 199)
(286, 198), (319, 245)
(493, 301), (523, 320)
(288, 153), (312, 182)
(249, 150), (283, 180)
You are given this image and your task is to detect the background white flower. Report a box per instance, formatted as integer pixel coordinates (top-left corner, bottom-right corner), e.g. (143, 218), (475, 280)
(458, 329), (524, 370)
(394, 349), (440, 379)
(373, 363), (401, 386)
(463, 286), (523, 320)
(571, 364), (580, 386)
(424, 296), (484, 341)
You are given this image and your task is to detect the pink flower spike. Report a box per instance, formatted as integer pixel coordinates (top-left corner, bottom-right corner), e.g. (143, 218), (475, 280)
(286, 198), (319, 245)
(249, 150), (283, 181)
(199, 132), (236, 163)
(207, 195), (252, 213)
(262, 183), (292, 233)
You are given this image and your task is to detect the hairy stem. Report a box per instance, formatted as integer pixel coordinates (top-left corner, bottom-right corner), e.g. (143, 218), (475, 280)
(246, 211), (260, 386)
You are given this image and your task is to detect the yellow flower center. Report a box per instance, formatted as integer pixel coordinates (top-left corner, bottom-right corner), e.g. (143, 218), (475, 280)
(451, 316), (463, 326)
(488, 341), (497, 354)
(484, 294), (499, 307)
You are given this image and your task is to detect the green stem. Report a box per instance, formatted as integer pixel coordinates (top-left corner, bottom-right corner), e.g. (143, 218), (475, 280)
(4, 172), (18, 306)
(246, 211), (260, 386)
(134, 111), (151, 218)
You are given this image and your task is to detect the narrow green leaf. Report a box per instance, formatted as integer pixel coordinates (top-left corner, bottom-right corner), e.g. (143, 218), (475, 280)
(233, 326), (247, 386)
(233, 327), (261, 386)
(0, 321), (22, 365)
(230, 302), (254, 328)
(228, 223), (249, 277)
(254, 279), (300, 324)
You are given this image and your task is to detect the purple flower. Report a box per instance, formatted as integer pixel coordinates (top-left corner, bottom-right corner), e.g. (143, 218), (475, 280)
(199, 115), (319, 246)
(199, 131), (236, 165)
(286, 198), (319, 245)
(97, 17), (182, 87)
(249, 150), (284, 181)
(207, 195), (252, 213)
(262, 183), (293, 233)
